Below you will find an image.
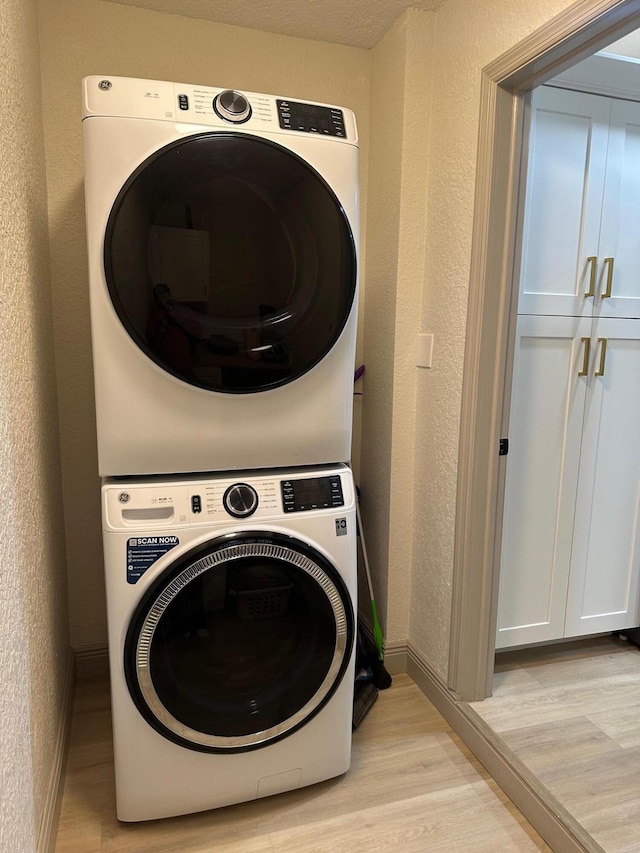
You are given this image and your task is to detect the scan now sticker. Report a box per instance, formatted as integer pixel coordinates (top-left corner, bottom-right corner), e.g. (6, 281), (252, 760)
(126, 536), (179, 584)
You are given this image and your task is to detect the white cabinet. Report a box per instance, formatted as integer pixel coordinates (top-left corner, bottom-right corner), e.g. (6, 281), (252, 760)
(519, 86), (640, 320)
(497, 316), (640, 649)
(598, 100), (640, 320)
(498, 83), (640, 650)
(518, 88), (610, 318)
(497, 316), (589, 648)
(564, 319), (640, 636)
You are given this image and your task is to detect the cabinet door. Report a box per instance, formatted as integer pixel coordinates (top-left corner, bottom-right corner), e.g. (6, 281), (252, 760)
(597, 99), (640, 319)
(564, 318), (640, 637)
(496, 315), (591, 649)
(518, 87), (611, 317)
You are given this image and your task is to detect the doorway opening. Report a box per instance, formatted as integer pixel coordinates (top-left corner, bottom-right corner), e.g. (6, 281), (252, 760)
(452, 7), (640, 852)
(450, 0), (640, 704)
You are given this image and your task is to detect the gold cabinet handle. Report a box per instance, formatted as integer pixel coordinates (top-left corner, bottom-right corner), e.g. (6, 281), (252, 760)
(578, 336), (591, 376)
(602, 257), (614, 298)
(595, 337), (607, 376)
(585, 256), (597, 298)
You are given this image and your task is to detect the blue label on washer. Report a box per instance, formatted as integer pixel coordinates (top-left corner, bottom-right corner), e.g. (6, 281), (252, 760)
(127, 536), (179, 584)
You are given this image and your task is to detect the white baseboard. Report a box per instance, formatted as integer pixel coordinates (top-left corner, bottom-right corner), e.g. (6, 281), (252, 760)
(75, 643), (109, 680)
(382, 639), (407, 675)
(402, 642), (601, 853)
(37, 651), (75, 853)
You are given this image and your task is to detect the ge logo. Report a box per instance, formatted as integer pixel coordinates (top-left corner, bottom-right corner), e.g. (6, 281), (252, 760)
(335, 518), (348, 536)
(118, 492), (130, 503)
(98, 80), (112, 91)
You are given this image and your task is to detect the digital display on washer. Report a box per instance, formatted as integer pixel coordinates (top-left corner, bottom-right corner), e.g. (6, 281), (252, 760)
(281, 475), (344, 512)
(276, 99), (346, 137)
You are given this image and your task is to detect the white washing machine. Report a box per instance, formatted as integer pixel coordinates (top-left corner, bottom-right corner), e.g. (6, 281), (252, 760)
(82, 76), (359, 477)
(102, 464), (356, 821)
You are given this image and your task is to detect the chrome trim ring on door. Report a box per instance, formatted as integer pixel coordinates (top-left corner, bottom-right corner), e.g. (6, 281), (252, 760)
(133, 540), (349, 750)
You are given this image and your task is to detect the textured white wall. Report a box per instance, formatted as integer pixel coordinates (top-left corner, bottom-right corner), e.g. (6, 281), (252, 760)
(360, 9), (435, 640)
(409, 0), (577, 679)
(0, 0), (70, 848)
(360, 17), (409, 630)
(386, 12), (435, 642)
(37, 0), (370, 651)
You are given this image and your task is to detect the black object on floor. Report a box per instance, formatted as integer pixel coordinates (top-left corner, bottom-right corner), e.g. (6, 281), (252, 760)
(618, 627), (640, 648)
(352, 681), (379, 730)
(354, 487), (392, 691)
(356, 625), (392, 690)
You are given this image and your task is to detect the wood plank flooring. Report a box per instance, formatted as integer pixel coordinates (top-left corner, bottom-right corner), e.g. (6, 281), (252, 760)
(55, 673), (551, 852)
(468, 636), (640, 853)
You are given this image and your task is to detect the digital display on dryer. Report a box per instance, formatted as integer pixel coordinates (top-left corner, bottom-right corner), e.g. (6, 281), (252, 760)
(276, 100), (345, 137)
(281, 476), (344, 512)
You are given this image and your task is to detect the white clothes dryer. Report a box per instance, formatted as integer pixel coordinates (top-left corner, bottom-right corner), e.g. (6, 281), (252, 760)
(102, 464), (356, 821)
(82, 76), (359, 477)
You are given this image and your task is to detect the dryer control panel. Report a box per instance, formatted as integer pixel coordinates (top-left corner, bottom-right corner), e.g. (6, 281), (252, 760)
(276, 100), (346, 137)
(82, 76), (358, 145)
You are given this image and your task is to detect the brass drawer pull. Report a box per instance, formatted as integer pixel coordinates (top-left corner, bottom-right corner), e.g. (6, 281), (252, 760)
(595, 337), (607, 377)
(585, 256), (597, 298)
(602, 257), (614, 298)
(578, 336), (591, 376)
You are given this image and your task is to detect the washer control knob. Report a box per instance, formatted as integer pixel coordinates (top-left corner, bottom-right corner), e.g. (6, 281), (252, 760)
(223, 483), (259, 518)
(213, 89), (252, 123)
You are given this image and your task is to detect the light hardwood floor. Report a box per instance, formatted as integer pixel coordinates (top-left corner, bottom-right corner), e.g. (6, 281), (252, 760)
(468, 636), (640, 853)
(55, 673), (552, 852)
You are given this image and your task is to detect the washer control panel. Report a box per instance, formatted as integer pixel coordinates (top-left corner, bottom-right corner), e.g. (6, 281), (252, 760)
(103, 467), (352, 530)
(281, 475), (344, 513)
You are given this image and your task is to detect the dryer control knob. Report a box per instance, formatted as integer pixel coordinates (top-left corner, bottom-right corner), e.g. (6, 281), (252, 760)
(223, 483), (259, 518)
(213, 90), (252, 123)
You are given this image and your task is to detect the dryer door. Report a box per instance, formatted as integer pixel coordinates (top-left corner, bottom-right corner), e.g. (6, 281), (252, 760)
(124, 532), (354, 753)
(104, 133), (357, 394)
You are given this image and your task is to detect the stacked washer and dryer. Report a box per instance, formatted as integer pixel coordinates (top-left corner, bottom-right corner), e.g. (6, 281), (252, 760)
(82, 76), (360, 821)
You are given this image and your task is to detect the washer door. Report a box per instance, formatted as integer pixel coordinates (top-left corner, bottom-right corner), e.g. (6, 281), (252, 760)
(124, 533), (354, 753)
(105, 133), (357, 394)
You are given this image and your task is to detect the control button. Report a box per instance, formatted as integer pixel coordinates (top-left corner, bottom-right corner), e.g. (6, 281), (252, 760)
(330, 476), (344, 507)
(223, 483), (258, 518)
(281, 479), (296, 512)
(213, 89), (252, 123)
(178, 94), (189, 111)
(191, 495), (202, 514)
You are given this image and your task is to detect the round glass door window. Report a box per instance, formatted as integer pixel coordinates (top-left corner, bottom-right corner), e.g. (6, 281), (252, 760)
(124, 533), (354, 752)
(104, 133), (357, 393)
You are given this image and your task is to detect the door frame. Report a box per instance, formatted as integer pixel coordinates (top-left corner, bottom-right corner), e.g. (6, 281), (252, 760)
(449, 0), (640, 701)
